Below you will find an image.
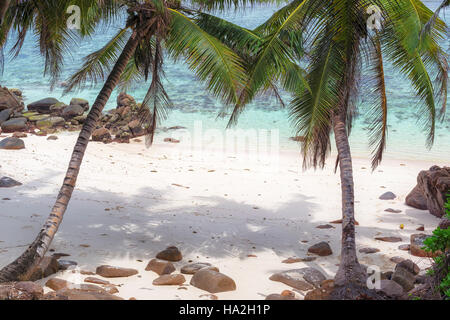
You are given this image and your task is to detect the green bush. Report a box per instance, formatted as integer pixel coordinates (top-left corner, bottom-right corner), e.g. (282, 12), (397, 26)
(423, 193), (450, 300)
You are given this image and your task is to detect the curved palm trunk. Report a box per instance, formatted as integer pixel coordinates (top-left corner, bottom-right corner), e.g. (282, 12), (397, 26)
(0, 29), (141, 283)
(330, 111), (378, 299)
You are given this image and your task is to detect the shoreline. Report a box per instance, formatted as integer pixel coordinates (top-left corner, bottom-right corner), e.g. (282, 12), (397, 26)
(0, 131), (444, 300)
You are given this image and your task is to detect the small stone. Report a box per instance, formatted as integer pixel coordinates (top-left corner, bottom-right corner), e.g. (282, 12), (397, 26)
(47, 135), (58, 141)
(156, 246), (183, 262)
(359, 247), (380, 254)
(190, 269), (236, 293)
(0, 176), (22, 188)
(180, 262), (216, 275)
(145, 259), (176, 275)
(379, 192), (396, 200)
(96, 265), (138, 278)
(390, 256), (405, 264)
(84, 277), (111, 285)
(164, 138), (180, 143)
(377, 280), (404, 298)
(375, 236), (402, 243)
(0, 137), (25, 150)
(153, 274), (186, 286)
(398, 244), (410, 251)
(282, 257), (302, 264)
(12, 132), (27, 138)
(307, 242), (333, 256)
(416, 225), (425, 231)
(265, 293), (297, 300)
(316, 224), (335, 229)
(385, 208), (402, 213)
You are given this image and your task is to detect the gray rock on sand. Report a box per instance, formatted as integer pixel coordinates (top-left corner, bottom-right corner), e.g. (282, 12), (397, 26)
(269, 268), (326, 291)
(62, 105), (84, 119)
(0, 137), (25, 150)
(1, 118), (27, 133)
(379, 192), (396, 200)
(28, 98), (60, 114)
(153, 274), (186, 286)
(0, 176), (22, 188)
(180, 263), (217, 275)
(190, 269), (236, 293)
(96, 265), (139, 278)
(156, 246), (183, 262)
(70, 98), (90, 111)
(307, 242), (333, 256)
(385, 208), (402, 213)
(145, 259), (176, 275)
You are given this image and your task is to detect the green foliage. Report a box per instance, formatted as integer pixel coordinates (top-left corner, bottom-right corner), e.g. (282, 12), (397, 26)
(423, 193), (450, 300)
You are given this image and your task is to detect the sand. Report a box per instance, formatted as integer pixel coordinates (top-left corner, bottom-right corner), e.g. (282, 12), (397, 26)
(0, 131), (446, 300)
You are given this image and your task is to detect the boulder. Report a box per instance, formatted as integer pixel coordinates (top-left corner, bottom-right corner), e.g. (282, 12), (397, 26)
(410, 233), (439, 258)
(36, 116), (65, 129)
(0, 137), (25, 150)
(269, 268), (326, 290)
(307, 242), (333, 256)
(153, 274), (186, 286)
(396, 260), (420, 276)
(49, 102), (68, 115)
(70, 98), (89, 111)
(1, 118), (27, 133)
(0, 86), (23, 112)
(45, 278), (70, 291)
(128, 120), (144, 137)
(0, 282), (43, 300)
(392, 266), (416, 292)
(156, 246), (183, 262)
(92, 127), (111, 142)
(190, 269), (236, 293)
(0, 108), (12, 125)
(181, 263), (216, 275)
(117, 92), (136, 108)
(379, 192), (397, 200)
(62, 105), (84, 119)
(0, 176), (22, 188)
(407, 166), (450, 217)
(145, 259), (176, 275)
(27, 98), (59, 114)
(29, 256), (60, 281)
(95, 265), (138, 278)
(377, 280), (404, 298)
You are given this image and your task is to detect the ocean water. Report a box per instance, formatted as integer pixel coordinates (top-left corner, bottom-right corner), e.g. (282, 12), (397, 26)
(0, 1), (449, 162)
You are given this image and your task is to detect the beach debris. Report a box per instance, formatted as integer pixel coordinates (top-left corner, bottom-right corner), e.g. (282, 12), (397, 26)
(181, 262), (217, 275)
(270, 268), (326, 290)
(0, 176), (22, 188)
(153, 274), (186, 286)
(282, 256), (316, 264)
(406, 166), (450, 217)
(307, 242), (333, 256)
(145, 259), (176, 275)
(359, 247), (380, 254)
(438, 218), (450, 230)
(385, 208), (402, 213)
(375, 236), (402, 243)
(0, 137), (25, 150)
(190, 269), (236, 293)
(156, 246), (183, 262)
(95, 265), (139, 278)
(379, 192), (396, 200)
(265, 292), (298, 300)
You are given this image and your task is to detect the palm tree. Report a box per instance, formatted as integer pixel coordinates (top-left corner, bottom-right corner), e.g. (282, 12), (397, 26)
(200, 0), (448, 299)
(0, 0), (281, 282)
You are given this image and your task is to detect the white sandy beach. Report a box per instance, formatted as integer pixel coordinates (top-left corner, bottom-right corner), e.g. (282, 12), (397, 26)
(0, 131), (447, 300)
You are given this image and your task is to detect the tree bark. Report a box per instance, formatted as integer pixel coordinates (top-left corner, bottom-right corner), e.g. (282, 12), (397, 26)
(0, 28), (141, 283)
(330, 110), (379, 299)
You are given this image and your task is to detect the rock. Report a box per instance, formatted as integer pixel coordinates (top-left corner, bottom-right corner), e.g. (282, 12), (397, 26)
(145, 259), (176, 275)
(0, 137), (24, 150)
(190, 269), (236, 293)
(117, 92), (136, 108)
(84, 277), (111, 285)
(438, 218), (450, 230)
(105, 285), (119, 294)
(307, 242), (333, 256)
(392, 266), (416, 292)
(1, 118), (27, 132)
(385, 208), (402, 213)
(406, 166), (450, 217)
(73, 115), (87, 124)
(95, 265), (138, 278)
(0, 176), (22, 188)
(304, 279), (334, 300)
(359, 247), (380, 254)
(282, 257), (302, 264)
(316, 224), (335, 229)
(396, 259), (420, 276)
(47, 135), (58, 141)
(377, 280), (404, 298)
(410, 234), (438, 258)
(29, 256), (60, 281)
(381, 271), (393, 280)
(375, 236), (402, 243)
(0, 282), (43, 300)
(42, 288), (123, 300)
(405, 185), (428, 210)
(390, 256), (405, 264)
(398, 244), (410, 251)
(46, 278), (69, 291)
(265, 293), (297, 300)
(128, 120), (144, 137)
(62, 105), (84, 119)
(269, 268), (326, 290)
(180, 262), (216, 275)
(12, 132), (27, 138)
(70, 98), (89, 111)
(153, 274), (186, 286)
(49, 102), (68, 115)
(379, 192), (396, 200)
(58, 260), (78, 271)
(0, 86), (23, 112)
(164, 138), (180, 143)
(0, 108), (12, 125)
(36, 116), (65, 129)
(28, 98), (59, 114)
(416, 225), (425, 231)
(156, 246), (183, 262)
(28, 114), (50, 122)
(92, 127), (111, 142)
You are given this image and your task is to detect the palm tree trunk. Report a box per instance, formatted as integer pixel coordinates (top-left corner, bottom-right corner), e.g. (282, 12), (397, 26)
(0, 28), (141, 283)
(330, 110), (376, 299)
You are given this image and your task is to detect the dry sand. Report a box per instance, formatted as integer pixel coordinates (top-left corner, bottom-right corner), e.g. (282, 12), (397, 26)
(0, 131), (446, 299)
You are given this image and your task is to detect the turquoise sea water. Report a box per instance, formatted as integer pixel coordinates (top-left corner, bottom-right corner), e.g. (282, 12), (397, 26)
(0, 1), (449, 162)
